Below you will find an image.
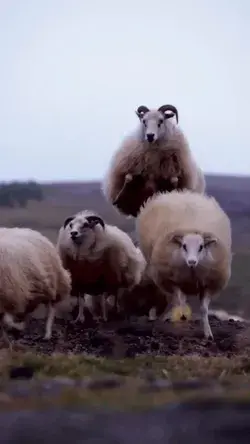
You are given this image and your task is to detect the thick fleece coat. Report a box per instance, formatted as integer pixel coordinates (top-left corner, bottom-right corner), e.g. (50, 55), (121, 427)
(0, 227), (71, 338)
(137, 190), (231, 263)
(103, 112), (205, 217)
(56, 211), (146, 319)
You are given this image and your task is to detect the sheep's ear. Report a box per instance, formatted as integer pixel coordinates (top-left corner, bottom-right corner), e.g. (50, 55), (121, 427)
(85, 215), (105, 229)
(63, 216), (74, 229)
(164, 112), (175, 120)
(172, 234), (183, 246)
(204, 234), (217, 247)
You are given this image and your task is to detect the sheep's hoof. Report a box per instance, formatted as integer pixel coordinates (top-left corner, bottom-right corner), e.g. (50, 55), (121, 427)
(205, 334), (214, 341)
(125, 174), (133, 183)
(72, 315), (85, 324)
(14, 321), (25, 331)
(43, 333), (51, 341)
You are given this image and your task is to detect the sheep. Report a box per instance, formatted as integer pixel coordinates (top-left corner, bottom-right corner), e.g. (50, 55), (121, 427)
(56, 210), (146, 322)
(120, 269), (169, 320)
(0, 227), (71, 339)
(102, 104), (205, 217)
(136, 190), (232, 339)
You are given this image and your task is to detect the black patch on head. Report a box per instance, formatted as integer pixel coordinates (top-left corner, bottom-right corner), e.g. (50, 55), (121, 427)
(85, 215), (105, 229)
(63, 216), (74, 229)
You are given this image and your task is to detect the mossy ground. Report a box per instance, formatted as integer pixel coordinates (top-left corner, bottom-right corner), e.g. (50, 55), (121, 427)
(1, 349), (250, 411)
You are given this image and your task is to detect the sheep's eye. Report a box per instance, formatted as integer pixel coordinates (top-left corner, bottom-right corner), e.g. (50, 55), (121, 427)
(69, 222), (73, 229)
(143, 120), (147, 126)
(198, 245), (203, 252)
(183, 244), (187, 251)
(158, 119), (163, 127)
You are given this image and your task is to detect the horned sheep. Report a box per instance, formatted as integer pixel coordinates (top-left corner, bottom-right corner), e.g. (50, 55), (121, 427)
(136, 190), (232, 339)
(0, 227), (71, 339)
(56, 210), (146, 322)
(102, 105), (205, 217)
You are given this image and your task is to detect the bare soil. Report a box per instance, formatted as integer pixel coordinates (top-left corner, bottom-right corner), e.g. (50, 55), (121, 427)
(5, 315), (250, 359)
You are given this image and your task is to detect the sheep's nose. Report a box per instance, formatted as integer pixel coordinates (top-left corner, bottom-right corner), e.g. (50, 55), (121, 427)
(71, 231), (78, 239)
(187, 259), (197, 267)
(146, 133), (155, 143)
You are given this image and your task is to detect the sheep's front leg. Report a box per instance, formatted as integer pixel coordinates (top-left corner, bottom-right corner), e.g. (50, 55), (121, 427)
(101, 293), (108, 322)
(44, 303), (56, 340)
(149, 307), (157, 321)
(159, 289), (180, 322)
(199, 292), (213, 340)
(113, 174), (133, 205)
(73, 294), (85, 323)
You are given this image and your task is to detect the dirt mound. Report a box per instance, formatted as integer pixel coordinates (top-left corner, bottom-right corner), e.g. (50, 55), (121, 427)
(5, 315), (250, 358)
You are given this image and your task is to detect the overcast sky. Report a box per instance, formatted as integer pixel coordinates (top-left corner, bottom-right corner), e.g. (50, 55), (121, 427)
(0, 0), (249, 182)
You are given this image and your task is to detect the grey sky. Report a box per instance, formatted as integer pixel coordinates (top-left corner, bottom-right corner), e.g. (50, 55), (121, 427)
(0, 0), (249, 181)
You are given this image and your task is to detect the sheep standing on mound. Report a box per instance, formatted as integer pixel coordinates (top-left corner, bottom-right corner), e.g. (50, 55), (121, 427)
(103, 104), (205, 217)
(56, 211), (146, 322)
(0, 227), (71, 339)
(136, 190), (232, 339)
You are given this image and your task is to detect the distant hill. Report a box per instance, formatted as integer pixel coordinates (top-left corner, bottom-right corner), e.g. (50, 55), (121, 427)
(41, 174), (250, 249)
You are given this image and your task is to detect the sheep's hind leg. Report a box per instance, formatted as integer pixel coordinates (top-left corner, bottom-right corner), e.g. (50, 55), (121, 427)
(73, 294), (85, 323)
(3, 313), (25, 331)
(84, 295), (99, 321)
(44, 303), (56, 340)
(199, 292), (213, 340)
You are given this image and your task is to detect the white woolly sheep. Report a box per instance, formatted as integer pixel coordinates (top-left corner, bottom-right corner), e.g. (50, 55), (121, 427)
(136, 190), (232, 339)
(56, 210), (146, 322)
(0, 227), (71, 339)
(102, 104), (205, 217)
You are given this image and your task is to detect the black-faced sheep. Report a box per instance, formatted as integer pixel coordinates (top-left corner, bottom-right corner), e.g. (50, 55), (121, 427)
(56, 210), (146, 322)
(136, 190), (232, 339)
(0, 227), (71, 339)
(102, 104), (205, 217)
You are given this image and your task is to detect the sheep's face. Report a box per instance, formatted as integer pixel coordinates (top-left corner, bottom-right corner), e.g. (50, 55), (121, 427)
(63, 214), (105, 248)
(135, 105), (178, 144)
(172, 233), (217, 268)
(138, 110), (166, 144)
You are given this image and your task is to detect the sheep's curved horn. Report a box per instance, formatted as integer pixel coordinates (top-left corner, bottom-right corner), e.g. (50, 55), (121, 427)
(158, 105), (179, 123)
(203, 233), (217, 247)
(63, 216), (74, 229)
(85, 215), (105, 229)
(136, 105), (150, 118)
(172, 233), (183, 245)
